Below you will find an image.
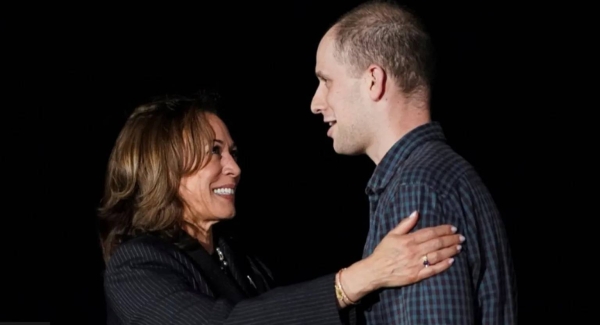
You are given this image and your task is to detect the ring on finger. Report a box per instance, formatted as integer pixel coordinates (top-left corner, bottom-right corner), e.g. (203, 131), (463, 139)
(422, 254), (430, 268)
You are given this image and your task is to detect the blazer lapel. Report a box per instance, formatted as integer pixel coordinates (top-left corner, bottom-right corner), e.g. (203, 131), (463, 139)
(185, 245), (246, 304)
(217, 236), (262, 297)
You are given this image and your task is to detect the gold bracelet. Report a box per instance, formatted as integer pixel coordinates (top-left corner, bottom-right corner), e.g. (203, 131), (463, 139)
(334, 271), (346, 305)
(335, 268), (358, 305)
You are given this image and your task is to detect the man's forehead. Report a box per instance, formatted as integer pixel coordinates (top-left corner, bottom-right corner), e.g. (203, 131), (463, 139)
(317, 33), (335, 54)
(315, 30), (340, 76)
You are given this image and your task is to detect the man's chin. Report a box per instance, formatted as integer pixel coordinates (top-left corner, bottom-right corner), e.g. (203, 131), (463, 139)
(333, 141), (359, 156)
(332, 139), (342, 153)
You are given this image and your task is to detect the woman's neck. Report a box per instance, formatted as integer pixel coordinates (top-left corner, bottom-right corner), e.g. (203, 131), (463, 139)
(183, 221), (215, 254)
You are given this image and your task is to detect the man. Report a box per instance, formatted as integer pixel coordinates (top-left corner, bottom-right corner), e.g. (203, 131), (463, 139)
(310, 1), (517, 324)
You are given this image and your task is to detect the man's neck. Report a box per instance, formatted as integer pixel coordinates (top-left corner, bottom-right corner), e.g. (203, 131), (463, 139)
(366, 110), (430, 165)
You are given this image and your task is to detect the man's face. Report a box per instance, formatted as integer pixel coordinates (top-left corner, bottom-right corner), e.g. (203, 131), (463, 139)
(310, 29), (370, 155)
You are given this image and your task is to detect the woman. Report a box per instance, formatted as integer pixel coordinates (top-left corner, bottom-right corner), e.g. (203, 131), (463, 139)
(99, 93), (464, 325)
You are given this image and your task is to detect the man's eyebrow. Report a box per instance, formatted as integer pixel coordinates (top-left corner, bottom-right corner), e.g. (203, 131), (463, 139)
(316, 71), (328, 80)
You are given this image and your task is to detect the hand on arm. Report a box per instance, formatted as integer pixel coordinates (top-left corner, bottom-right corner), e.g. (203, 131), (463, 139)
(367, 183), (475, 324)
(333, 209), (464, 309)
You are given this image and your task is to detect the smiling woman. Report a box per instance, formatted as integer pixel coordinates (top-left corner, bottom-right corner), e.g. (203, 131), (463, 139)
(97, 91), (464, 325)
(98, 92), (221, 258)
(178, 114), (241, 253)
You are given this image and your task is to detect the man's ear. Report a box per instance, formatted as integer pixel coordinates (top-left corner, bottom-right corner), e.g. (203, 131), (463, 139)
(365, 64), (386, 101)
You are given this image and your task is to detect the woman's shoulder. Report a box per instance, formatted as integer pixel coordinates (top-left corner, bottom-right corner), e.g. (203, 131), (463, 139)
(106, 233), (191, 270)
(113, 233), (174, 253)
(102, 234), (217, 314)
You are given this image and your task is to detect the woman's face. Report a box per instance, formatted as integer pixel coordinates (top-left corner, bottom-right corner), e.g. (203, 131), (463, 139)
(179, 114), (240, 227)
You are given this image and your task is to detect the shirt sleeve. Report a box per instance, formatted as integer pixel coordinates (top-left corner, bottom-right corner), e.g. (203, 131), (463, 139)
(368, 180), (516, 324)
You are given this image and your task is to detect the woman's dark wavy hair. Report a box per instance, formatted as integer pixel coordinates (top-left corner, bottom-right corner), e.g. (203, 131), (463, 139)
(97, 91), (220, 263)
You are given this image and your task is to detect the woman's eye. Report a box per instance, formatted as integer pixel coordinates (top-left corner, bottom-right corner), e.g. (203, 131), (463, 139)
(212, 145), (222, 155)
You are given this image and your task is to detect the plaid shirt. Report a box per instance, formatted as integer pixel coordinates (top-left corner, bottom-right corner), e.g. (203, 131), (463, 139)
(360, 122), (517, 324)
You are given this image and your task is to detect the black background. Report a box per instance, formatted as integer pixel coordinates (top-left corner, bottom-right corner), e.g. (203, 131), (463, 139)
(3, 1), (586, 324)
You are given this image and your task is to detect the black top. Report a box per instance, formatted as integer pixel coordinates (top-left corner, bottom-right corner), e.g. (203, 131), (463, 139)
(103, 230), (351, 324)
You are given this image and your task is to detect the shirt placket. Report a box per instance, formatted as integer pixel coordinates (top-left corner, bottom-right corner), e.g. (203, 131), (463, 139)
(363, 191), (381, 259)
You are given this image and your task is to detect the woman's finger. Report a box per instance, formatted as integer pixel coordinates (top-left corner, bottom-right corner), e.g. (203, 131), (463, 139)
(409, 224), (457, 244)
(416, 258), (455, 281)
(421, 244), (462, 266)
(420, 234), (464, 254)
(387, 211), (419, 235)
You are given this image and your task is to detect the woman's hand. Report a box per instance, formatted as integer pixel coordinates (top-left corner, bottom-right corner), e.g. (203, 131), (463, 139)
(337, 211), (463, 306)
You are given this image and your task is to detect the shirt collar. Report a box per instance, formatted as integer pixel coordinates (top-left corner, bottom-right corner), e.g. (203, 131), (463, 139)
(365, 122), (446, 195)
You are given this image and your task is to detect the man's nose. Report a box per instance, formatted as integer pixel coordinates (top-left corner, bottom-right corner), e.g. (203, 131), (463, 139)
(310, 92), (325, 115)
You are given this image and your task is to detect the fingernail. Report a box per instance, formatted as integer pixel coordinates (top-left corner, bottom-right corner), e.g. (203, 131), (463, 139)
(409, 211), (418, 218)
(459, 235), (465, 242)
(451, 226), (457, 233)
(457, 245), (462, 251)
(448, 258), (454, 264)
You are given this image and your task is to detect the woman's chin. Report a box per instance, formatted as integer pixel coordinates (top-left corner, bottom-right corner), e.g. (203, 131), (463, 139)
(216, 210), (236, 220)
